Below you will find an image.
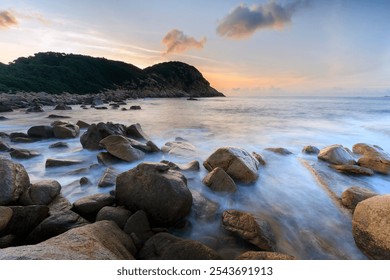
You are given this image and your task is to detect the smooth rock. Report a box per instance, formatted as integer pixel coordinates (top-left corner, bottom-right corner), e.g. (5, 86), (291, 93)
(138, 232), (222, 260)
(341, 186), (377, 210)
(96, 206), (132, 229)
(222, 210), (276, 251)
(48, 195), (72, 215)
(302, 145), (320, 155)
(203, 167), (237, 193)
(19, 180), (61, 206)
(116, 162), (192, 226)
(318, 145), (356, 165)
(352, 195), (390, 259)
(126, 123), (150, 140)
(329, 164), (374, 176)
(203, 147), (259, 184)
(97, 152), (122, 166)
(0, 206), (13, 233)
(27, 125), (54, 138)
(98, 167), (118, 188)
(45, 158), (83, 168)
(130, 105), (141, 110)
(49, 142), (69, 149)
(100, 135), (145, 162)
(54, 104), (72, 110)
(236, 251), (296, 260)
(123, 210), (153, 245)
(73, 193), (115, 219)
(265, 147), (293, 155)
(0, 221), (136, 260)
(353, 143), (390, 174)
(47, 114), (71, 119)
(191, 190), (219, 221)
(80, 122), (127, 150)
(160, 160), (200, 171)
(161, 139), (197, 157)
(52, 123), (80, 139)
(252, 152), (266, 165)
(76, 120), (90, 128)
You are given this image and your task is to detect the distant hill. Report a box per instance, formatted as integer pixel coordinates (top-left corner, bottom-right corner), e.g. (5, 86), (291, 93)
(0, 52), (224, 97)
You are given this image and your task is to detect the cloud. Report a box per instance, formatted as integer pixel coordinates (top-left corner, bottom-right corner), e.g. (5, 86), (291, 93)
(217, 0), (308, 39)
(162, 29), (206, 54)
(0, 10), (18, 29)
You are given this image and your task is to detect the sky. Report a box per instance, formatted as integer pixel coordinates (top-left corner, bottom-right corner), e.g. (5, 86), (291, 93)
(0, 0), (389, 96)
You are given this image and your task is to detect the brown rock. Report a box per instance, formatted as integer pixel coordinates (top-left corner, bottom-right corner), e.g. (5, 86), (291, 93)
(96, 206), (132, 229)
(98, 167), (118, 188)
(45, 158), (83, 168)
(126, 123), (150, 140)
(265, 147), (293, 155)
(341, 186), (377, 210)
(252, 152), (266, 165)
(203, 167), (237, 193)
(97, 152), (122, 165)
(353, 143), (390, 174)
(9, 149), (41, 159)
(73, 193), (115, 219)
(19, 180), (61, 206)
(80, 122), (127, 150)
(318, 145), (356, 165)
(99, 135), (145, 162)
(302, 145), (320, 155)
(52, 123), (80, 139)
(329, 164), (374, 176)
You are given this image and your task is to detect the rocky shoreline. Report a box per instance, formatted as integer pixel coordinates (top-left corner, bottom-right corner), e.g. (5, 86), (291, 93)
(0, 103), (390, 259)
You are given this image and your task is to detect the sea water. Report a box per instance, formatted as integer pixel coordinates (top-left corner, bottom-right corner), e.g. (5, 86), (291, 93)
(1, 96), (390, 259)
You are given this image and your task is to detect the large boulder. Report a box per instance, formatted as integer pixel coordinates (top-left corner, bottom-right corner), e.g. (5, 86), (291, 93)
(341, 186), (377, 210)
(318, 145), (356, 165)
(222, 210), (276, 251)
(0, 221), (136, 260)
(203, 147), (259, 184)
(52, 123), (80, 139)
(0, 158), (30, 205)
(138, 232), (221, 260)
(99, 135), (145, 162)
(126, 123), (150, 141)
(236, 251), (295, 260)
(27, 126), (54, 139)
(353, 143), (390, 174)
(116, 162), (192, 226)
(19, 180), (61, 206)
(202, 167), (237, 193)
(80, 122), (127, 150)
(161, 138), (197, 157)
(352, 195), (390, 259)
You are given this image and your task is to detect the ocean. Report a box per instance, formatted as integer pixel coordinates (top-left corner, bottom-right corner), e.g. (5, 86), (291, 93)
(1, 95), (390, 259)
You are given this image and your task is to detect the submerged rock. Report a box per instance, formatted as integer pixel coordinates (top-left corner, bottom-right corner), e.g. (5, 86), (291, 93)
(161, 139), (197, 157)
(99, 135), (145, 162)
(97, 152), (122, 166)
(45, 158), (83, 168)
(302, 145), (320, 155)
(341, 186), (377, 210)
(0, 141), (11, 152)
(49, 142), (69, 149)
(329, 164), (374, 176)
(9, 149), (40, 159)
(191, 190), (219, 222)
(116, 162), (192, 226)
(352, 195), (390, 259)
(265, 147), (293, 155)
(252, 152), (266, 165)
(202, 167), (237, 193)
(318, 145), (356, 165)
(160, 160), (200, 171)
(203, 147), (259, 184)
(54, 104), (72, 110)
(353, 143), (390, 174)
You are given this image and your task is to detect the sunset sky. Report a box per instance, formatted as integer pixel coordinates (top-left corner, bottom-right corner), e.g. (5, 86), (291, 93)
(0, 0), (389, 96)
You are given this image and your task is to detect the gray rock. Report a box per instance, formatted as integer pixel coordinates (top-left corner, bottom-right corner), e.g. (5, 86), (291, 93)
(146, 141), (161, 153)
(100, 135), (145, 162)
(203, 167), (237, 193)
(19, 180), (61, 206)
(80, 122), (127, 150)
(123, 210), (153, 246)
(79, 177), (89, 185)
(48, 195), (72, 215)
(0, 141), (11, 152)
(116, 162), (192, 226)
(318, 145), (356, 165)
(341, 186), (377, 210)
(47, 114), (71, 119)
(96, 206), (132, 229)
(45, 158), (83, 168)
(353, 195), (390, 259)
(191, 190), (219, 221)
(138, 232), (222, 260)
(0, 235), (15, 249)
(76, 120), (90, 128)
(265, 147), (293, 155)
(203, 147), (259, 184)
(9, 149), (41, 159)
(26, 105), (44, 112)
(49, 142), (69, 149)
(161, 139), (197, 157)
(160, 160), (200, 171)
(0, 221), (136, 260)
(98, 167), (118, 188)
(126, 123), (150, 140)
(302, 145), (320, 155)
(0, 158), (30, 205)
(27, 125), (54, 138)
(97, 152), (122, 165)
(54, 104), (72, 110)
(73, 193), (115, 219)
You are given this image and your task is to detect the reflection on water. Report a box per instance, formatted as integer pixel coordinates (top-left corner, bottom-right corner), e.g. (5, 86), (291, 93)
(1, 96), (390, 259)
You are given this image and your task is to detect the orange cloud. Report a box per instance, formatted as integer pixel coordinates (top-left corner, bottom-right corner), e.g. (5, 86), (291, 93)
(162, 29), (206, 54)
(0, 10), (18, 29)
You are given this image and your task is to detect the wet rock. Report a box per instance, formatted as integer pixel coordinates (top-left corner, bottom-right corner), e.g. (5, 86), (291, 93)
(130, 105), (141, 110)
(100, 135), (145, 162)
(0, 221), (136, 260)
(329, 164), (374, 176)
(162, 139), (197, 157)
(302, 145), (320, 155)
(203, 147), (259, 184)
(54, 104), (72, 110)
(80, 122), (127, 150)
(128, 138), (153, 153)
(191, 190), (219, 221)
(353, 195), (390, 259)
(19, 180), (61, 206)
(0, 206), (13, 233)
(52, 123), (80, 139)
(27, 125), (54, 138)
(97, 152), (122, 165)
(116, 162), (192, 226)
(98, 167), (118, 188)
(47, 114), (71, 119)
(236, 251), (296, 260)
(11, 137), (35, 143)
(265, 147), (293, 155)
(9, 148), (41, 159)
(146, 140), (161, 152)
(96, 206), (132, 229)
(318, 145), (356, 165)
(9, 132), (30, 141)
(45, 158), (83, 168)
(26, 210), (89, 244)
(0, 158), (30, 205)
(353, 143), (390, 174)
(252, 152), (266, 165)
(73, 193), (115, 220)
(79, 177), (89, 185)
(138, 232), (222, 260)
(126, 123), (150, 140)
(222, 210), (276, 251)
(203, 167), (237, 193)
(49, 141), (69, 149)
(123, 210), (153, 246)
(26, 105), (44, 112)
(341, 186), (377, 210)
(160, 160), (200, 171)
(76, 120), (90, 128)
(0, 140), (11, 152)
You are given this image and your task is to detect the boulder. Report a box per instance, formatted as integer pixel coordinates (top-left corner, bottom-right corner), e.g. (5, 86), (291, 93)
(265, 147), (293, 155)
(27, 125), (54, 138)
(79, 177), (89, 185)
(161, 139), (197, 157)
(99, 135), (145, 162)
(236, 251), (296, 260)
(52, 123), (80, 139)
(252, 152), (266, 165)
(48, 195), (72, 215)
(329, 164), (374, 176)
(123, 210), (153, 246)
(160, 160), (200, 171)
(222, 210), (276, 251)
(19, 180), (61, 206)
(353, 143), (390, 174)
(49, 142), (69, 149)
(202, 167), (237, 193)
(80, 122), (127, 150)
(203, 147), (259, 184)
(9, 149), (41, 159)
(54, 104), (72, 110)
(116, 162), (192, 226)
(0, 206), (13, 233)
(302, 145), (320, 155)
(0, 158), (30, 205)
(126, 123), (150, 140)
(98, 167), (118, 188)
(26, 210), (89, 244)
(0, 141), (11, 152)
(76, 120), (90, 128)
(45, 158), (83, 168)
(341, 186), (377, 210)
(352, 195), (390, 259)
(26, 105), (44, 112)
(0, 221), (136, 260)
(318, 145), (356, 165)
(130, 105), (141, 110)
(138, 232), (221, 260)
(97, 152), (122, 166)
(96, 206), (132, 229)
(146, 141), (161, 153)
(73, 193), (115, 220)
(191, 190), (219, 221)
(128, 138), (153, 153)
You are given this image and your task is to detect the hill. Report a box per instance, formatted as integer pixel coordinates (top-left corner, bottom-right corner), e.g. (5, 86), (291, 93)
(0, 52), (224, 97)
